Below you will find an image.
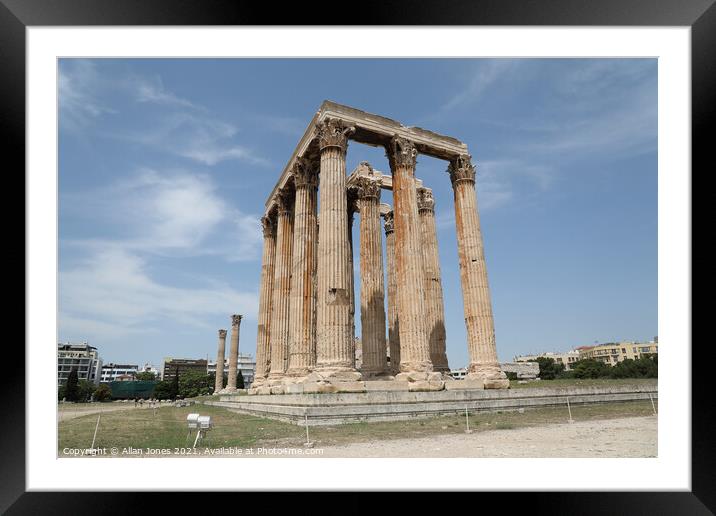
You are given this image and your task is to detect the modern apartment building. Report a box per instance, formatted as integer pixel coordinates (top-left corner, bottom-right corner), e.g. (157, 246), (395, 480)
(100, 363), (138, 383)
(207, 353), (256, 387)
(57, 342), (103, 387)
(577, 340), (658, 366)
(161, 358), (208, 382)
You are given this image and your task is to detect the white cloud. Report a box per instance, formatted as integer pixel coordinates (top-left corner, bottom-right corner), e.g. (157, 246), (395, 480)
(132, 74), (199, 109)
(59, 61), (117, 130)
(59, 248), (258, 336)
(441, 60), (517, 112)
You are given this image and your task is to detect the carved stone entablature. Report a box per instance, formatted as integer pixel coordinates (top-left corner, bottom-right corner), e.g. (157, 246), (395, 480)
(382, 210), (395, 234)
(448, 154), (476, 186)
(386, 135), (418, 170)
(261, 214), (277, 238)
(315, 117), (355, 152)
(356, 177), (382, 201)
(218, 329), (228, 338)
(416, 187), (435, 213)
(276, 187), (294, 217)
(292, 157), (318, 189)
(231, 314), (243, 327)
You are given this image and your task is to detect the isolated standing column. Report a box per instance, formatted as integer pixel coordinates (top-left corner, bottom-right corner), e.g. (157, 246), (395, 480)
(383, 211), (400, 375)
(287, 159), (318, 377)
(314, 118), (361, 380)
(386, 136), (433, 379)
(214, 329), (227, 393)
(357, 177), (388, 376)
(268, 189), (294, 383)
(225, 314), (243, 392)
(252, 215), (277, 388)
(417, 187), (450, 372)
(448, 154), (508, 388)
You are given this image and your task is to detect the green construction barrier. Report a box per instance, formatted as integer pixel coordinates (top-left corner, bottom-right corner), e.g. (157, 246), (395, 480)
(108, 380), (157, 399)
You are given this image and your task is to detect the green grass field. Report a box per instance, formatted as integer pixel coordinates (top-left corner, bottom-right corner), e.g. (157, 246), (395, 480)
(58, 398), (657, 455)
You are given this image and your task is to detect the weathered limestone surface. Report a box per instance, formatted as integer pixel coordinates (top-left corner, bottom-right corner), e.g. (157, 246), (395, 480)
(356, 176), (389, 376)
(314, 118), (362, 381)
(286, 159), (318, 378)
(383, 211), (400, 375)
(268, 189), (294, 383)
(417, 187), (450, 373)
(252, 216), (277, 388)
(386, 136), (435, 381)
(448, 155), (508, 388)
(214, 329), (227, 393)
(224, 314), (242, 392)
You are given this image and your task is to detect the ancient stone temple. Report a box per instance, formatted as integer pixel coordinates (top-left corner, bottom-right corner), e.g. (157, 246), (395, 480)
(249, 101), (508, 394)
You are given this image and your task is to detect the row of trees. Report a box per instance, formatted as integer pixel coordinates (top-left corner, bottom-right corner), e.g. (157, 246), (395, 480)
(58, 369), (112, 402)
(152, 369), (245, 400)
(532, 355), (658, 380)
(59, 368), (245, 402)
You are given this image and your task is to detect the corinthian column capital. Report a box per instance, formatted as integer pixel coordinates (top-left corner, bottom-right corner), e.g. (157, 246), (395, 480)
(417, 187), (435, 213)
(448, 154), (476, 186)
(386, 135), (418, 170)
(292, 157), (318, 189)
(231, 314), (243, 327)
(218, 329), (227, 338)
(356, 176), (382, 201)
(275, 187), (294, 217)
(261, 215), (276, 238)
(315, 117), (355, 152)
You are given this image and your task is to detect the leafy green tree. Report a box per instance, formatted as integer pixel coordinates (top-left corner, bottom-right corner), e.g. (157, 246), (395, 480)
(135, 371), (157, 381)
(93, 383), (112, 402)
(504, 371), (518, 381)
(571, 359), (610, 379)
(237, 371), (245, 389)
(77, 379), (95, 402)
(178, 371), (213, 398)
(153, 380), (173, 400)
(64, 368), (79, 401)
(532, 357), (565, 380)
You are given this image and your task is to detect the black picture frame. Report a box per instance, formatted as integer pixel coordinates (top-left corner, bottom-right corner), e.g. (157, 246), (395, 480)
(3, 0), (708, 513)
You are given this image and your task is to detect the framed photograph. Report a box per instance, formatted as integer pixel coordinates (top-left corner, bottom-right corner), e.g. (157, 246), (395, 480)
(5, 0), (708, 512)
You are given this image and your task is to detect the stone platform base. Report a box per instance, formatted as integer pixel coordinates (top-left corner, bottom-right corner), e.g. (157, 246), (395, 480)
(206, 384), (657, 426)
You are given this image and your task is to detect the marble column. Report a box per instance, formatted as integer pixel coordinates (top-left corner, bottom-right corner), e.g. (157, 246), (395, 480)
(383, 211), (400, 375)
(386, 136), (433, 379)
(214, 329), (227, 393)
(356, 177), (388, 376)
(252, 215), (277, 388)
(347, 190), (357, 365)
(286, 158), (318, 377)
(225, 314), (242, 392)
(417, 187), (450, 372)
(448, 154), (508, 388)
(314, 118), (361, 381)
(268, 188), (294, 383)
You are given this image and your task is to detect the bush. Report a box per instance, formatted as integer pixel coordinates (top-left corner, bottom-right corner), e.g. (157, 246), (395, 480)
(504, 371), (518, 381)
(153, 380), (174, 400)
(93, 383), (112, 402)
(571, 359), (610, 379)
(178, 371), (213, 398)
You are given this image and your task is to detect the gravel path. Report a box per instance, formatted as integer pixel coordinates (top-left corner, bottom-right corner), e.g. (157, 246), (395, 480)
(313, 416), (657, 458)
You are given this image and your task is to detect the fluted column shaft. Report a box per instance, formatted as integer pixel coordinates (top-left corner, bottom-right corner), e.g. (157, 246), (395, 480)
(214, 329), (227, 393)
(287, 160), (318, 376)
(268, 190), (294, 380)
(417, 188), (450, 372)
(387, 136), (432, 376)
(226, 314), (242, 391)
(357, 178), (388, 375)
(383, 212), (400, 374)
(253, 216), (277, 387)
(448, 155), (506, 385)
(315, 119), (361, 378)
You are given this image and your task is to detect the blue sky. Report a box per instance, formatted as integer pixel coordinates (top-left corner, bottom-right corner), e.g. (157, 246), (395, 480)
(58, 58), (657, 369)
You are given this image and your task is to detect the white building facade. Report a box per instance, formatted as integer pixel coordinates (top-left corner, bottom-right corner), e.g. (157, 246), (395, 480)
(57, 342), (103, 386)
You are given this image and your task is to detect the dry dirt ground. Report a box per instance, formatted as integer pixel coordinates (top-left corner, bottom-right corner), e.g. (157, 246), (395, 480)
(309, 416), (657, 458)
